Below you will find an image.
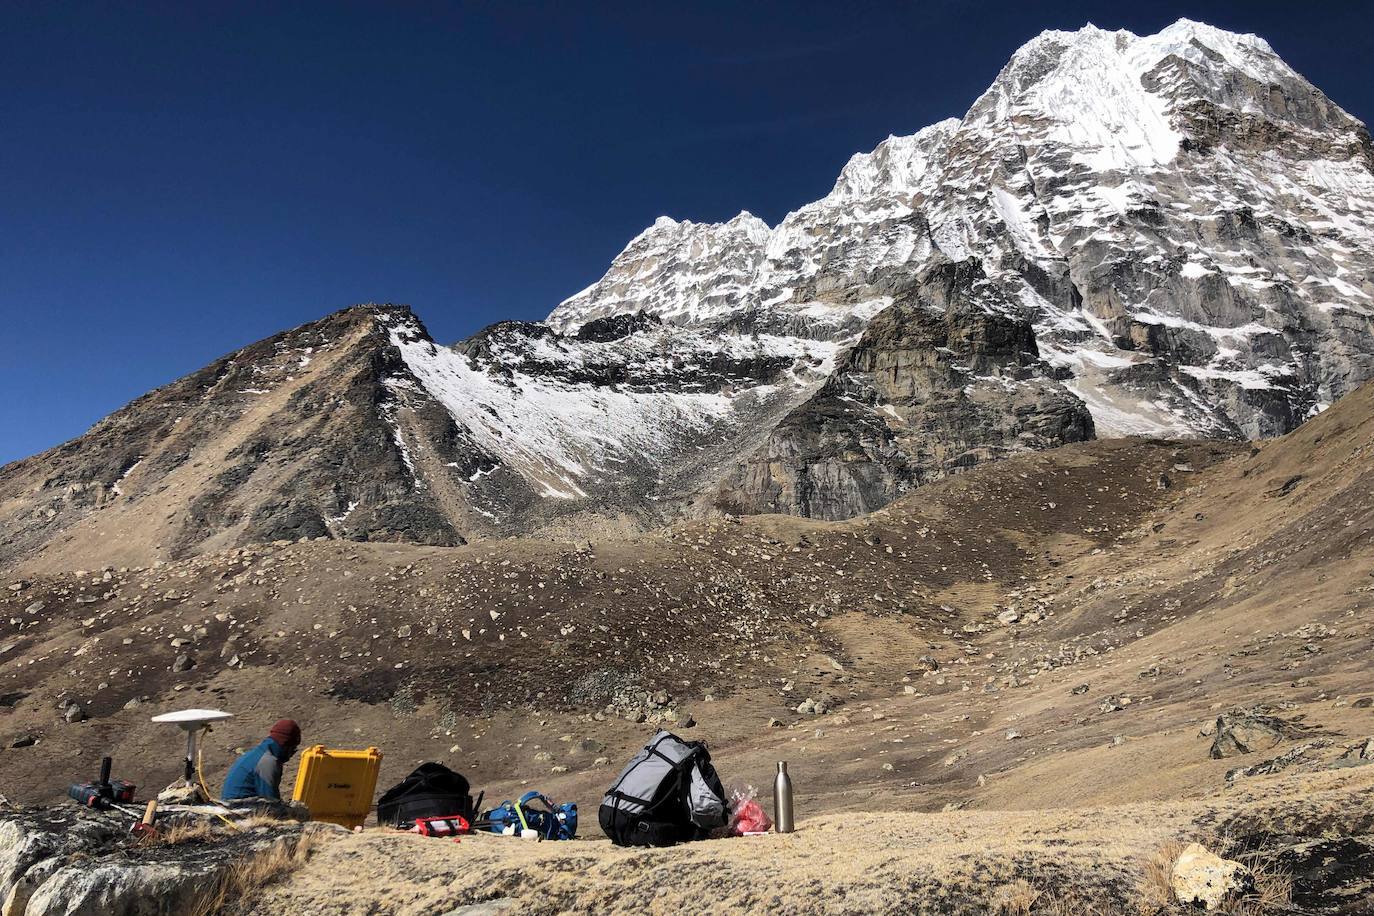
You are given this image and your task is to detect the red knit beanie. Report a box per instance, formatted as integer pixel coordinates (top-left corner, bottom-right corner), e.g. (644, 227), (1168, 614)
(269, 719), (301, 748)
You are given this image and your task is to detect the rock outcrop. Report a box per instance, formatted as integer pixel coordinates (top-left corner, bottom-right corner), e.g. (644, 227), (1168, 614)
(1209, 707), (1325, 758)
(0, 807), (311, 916)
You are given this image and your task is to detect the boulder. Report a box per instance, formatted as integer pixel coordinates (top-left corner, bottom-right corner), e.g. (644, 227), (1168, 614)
(1, 810), (120, 905)
(441, 899), (516, 916)
(1209, 708), (1319, 758)
(3, 855), (62, 916)
(1100, 695), (1130, 713)
(1331, 737), (1374, 769)
(1225, 741), (1328, 782)
(1171, 843), (1253, 910)
(1211, 719), (1275, 758)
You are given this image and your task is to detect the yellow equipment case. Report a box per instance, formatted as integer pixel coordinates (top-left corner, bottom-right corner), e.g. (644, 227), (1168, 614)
(291, 745), (383, 828)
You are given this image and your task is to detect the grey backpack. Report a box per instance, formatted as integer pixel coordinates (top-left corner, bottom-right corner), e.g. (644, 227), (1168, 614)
(598, 730), (728, 847)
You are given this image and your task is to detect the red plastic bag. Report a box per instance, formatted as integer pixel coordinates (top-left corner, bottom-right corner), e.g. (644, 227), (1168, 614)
(726, 784), (772, 836)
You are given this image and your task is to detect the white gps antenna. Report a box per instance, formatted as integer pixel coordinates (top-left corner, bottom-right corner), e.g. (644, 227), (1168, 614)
(151, 709), (234, 781)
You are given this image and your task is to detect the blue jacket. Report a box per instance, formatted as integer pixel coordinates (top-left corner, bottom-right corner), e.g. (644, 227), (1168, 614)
(221, 737), (288, 801)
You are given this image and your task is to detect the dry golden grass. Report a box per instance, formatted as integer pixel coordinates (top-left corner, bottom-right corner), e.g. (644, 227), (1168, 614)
(188, 827), (329, 916)
(1136, 839), (1186, 915)
(1133, 836), (1295, 916)
(991, 879), (1041, 914)
(1217, 853), (1294, 916)
(1196, 823), (1295, 915)
(1038, 897), (1110, 916)
(241, 769), (1374, 916)
(139, 819), (215, 847)
(971, 880), (1112, 916)
(236, 810), (309, 829)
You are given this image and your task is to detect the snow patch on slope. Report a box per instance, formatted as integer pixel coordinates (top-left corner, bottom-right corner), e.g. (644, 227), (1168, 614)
(385, 316), (834, 499)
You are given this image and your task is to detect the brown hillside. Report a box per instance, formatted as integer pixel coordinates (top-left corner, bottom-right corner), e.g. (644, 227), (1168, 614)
(3, 380), (1373, 911)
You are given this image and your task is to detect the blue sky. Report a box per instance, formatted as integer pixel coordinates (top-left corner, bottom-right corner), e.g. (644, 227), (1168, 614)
(2, 1), (1371, 465)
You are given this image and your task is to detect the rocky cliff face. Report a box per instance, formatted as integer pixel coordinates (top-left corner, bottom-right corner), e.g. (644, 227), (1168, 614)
(717, 264), (1095, 518)
(380, 307), (837, 531)
(4, 19), (1374, 566)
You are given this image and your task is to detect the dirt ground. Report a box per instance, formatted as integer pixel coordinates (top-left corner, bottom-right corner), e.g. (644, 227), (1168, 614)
(251, 767), (1374, 914)
(4, 380), (1374, 910)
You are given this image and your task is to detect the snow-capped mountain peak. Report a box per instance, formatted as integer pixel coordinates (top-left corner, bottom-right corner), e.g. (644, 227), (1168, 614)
(551, 18), (1374, 442)
(825, 119), (961, 204)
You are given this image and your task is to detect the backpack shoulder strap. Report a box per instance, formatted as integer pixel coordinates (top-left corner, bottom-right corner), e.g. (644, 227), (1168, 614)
(604, 733), (680, 801)
(511, 798), (532, 832)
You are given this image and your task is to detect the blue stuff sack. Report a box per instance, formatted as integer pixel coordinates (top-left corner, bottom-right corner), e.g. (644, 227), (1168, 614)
(483, 791), (577, 840)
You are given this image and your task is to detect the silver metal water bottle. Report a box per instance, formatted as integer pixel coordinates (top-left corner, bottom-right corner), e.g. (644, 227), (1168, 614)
(773, 761), (795, 833)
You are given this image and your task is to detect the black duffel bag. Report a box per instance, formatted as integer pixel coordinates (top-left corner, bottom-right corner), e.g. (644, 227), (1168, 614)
(376, 762), (480, 828)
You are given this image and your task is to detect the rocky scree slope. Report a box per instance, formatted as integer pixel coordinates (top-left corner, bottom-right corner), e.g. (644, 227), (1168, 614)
(0, 434), (1233, 806)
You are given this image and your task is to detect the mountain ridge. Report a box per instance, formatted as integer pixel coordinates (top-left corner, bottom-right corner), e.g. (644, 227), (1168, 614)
(554, 17), (1374, 434)
(4, 18), (1374, 569)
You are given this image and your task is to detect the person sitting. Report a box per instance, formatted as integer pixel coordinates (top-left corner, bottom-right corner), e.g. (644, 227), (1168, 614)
(221, 719), (301, 801)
